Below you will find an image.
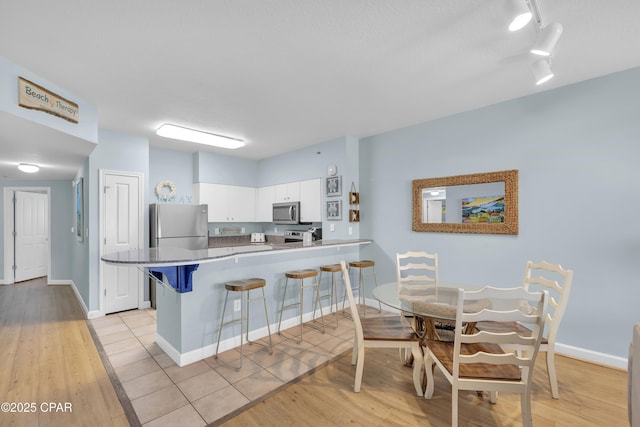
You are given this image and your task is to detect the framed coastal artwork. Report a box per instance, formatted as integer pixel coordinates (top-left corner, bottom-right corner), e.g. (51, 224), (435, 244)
(326, 176), (342, 197)
(326, 200), (342, 220)
(75, 177), (84, 242)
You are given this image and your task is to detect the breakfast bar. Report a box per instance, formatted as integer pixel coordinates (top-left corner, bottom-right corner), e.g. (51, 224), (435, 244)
(102, 239), (371, 366)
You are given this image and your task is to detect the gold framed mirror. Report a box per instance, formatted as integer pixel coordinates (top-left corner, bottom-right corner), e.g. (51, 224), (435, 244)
(412, 170), (518, 235)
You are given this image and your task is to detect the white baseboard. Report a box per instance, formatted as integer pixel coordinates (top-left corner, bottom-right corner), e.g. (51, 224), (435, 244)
(556, 343), (628, 370)
(64, 279), (90, 319)
(155, 306), (330, 367)
(48, 279), (72, 285)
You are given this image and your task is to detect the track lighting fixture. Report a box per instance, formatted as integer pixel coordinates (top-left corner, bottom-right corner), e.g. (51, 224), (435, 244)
(531, 22), (563, 56)
(506, 0), (533, 31)
(504, 0), (561, 85)
(532, 59), (554, 85)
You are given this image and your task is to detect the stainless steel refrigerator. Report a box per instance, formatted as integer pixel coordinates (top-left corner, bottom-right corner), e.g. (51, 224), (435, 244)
(149, 203), (208, 306)
(150, 203), (209, 250)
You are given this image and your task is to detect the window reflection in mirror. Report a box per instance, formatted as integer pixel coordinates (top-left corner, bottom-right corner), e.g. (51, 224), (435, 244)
(412, 170), (518, 235)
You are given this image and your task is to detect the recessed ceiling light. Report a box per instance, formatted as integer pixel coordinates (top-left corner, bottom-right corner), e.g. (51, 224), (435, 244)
(18, 163), (39, 173)
(156, 124), (245, 149)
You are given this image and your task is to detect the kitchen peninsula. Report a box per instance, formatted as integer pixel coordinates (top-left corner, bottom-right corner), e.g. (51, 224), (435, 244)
(102, 239), (371, 366)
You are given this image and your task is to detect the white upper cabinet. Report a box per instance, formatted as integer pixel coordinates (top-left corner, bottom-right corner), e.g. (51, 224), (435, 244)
(193, 183), (256, 222)
(299, 178), (322, 222)
(256, 185), (275, 222)
(274, 182), (300, 202)
(228, 185), (256, 222)
(195, 178), (322, 223)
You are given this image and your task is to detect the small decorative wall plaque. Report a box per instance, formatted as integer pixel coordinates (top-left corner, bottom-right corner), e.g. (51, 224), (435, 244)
(18, 77), (79, 123)
(349, 209), (360, 222)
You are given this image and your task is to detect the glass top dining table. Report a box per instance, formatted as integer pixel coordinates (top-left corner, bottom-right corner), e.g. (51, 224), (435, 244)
(374, 281), (489, 319)
(373, 281), (491, 341)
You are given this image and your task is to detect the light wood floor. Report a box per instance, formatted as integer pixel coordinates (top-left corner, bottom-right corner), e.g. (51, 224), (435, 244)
(0, 278), (629, 426)
(0, 277), (130, 427)
(221, 345), (628, 426)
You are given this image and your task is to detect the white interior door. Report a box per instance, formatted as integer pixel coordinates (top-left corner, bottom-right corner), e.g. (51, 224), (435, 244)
(103, 172), (143, 314)
(14, 191), (49, 282)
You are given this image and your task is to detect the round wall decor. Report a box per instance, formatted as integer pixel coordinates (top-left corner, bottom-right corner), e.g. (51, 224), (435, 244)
(155, 180), (177, 201)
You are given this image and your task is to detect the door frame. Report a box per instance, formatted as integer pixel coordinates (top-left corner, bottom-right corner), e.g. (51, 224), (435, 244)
(2, 187), (51, 285)
(98, 169), (145, 316)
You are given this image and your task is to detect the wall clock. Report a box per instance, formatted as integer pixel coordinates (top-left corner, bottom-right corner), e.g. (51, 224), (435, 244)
(327, 164), (337, 176)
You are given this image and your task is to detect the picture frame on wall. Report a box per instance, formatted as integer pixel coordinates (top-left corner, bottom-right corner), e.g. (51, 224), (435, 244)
(326, 200), (342, 220)
(76, 177), (84, 242)
(325, 176), (342, 197)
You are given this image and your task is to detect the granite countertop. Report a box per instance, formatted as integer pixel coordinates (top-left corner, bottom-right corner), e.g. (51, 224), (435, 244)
(101, 239), (372, 267)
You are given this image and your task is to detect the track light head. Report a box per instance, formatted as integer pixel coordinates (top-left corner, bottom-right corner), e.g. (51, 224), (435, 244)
(531, 22), (563, 56)
(506, 0), (533, 31)
(532, 59), (554, 85)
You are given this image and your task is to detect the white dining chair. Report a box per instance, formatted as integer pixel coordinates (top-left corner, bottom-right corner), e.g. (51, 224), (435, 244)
(395, 251), (439, 362)
(340, 261), (423, 396)
(396, 251), (439, 286)
(476, 260), (573, 399)
(424, 286), (548, 427)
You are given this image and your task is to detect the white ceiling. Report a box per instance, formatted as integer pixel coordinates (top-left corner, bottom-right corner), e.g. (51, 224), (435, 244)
(1, 0), (640, 180)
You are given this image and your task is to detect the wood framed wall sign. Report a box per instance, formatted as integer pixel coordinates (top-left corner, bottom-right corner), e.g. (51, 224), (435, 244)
(349, 191), (360, 204)
(18, 77), (79, 123)
(349, 181), (360, 222)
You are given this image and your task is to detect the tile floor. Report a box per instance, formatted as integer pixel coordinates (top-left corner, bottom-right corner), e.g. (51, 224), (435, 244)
(90, 309), (356, 426)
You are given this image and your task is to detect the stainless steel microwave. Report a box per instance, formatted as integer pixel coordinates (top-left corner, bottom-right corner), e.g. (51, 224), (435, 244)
(273, 201), (300, 224)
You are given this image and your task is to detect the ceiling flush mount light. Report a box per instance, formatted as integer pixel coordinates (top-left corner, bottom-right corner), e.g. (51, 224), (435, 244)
(18, 163), (40, 173)
(531, 22), (563, 56)
(156, 124), (245, 149)
(506, 0), (532, 31)
(532, 59), (554, 85)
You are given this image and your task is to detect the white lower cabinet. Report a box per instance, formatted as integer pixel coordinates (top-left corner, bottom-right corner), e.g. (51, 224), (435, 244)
(193, 183), (256, 222)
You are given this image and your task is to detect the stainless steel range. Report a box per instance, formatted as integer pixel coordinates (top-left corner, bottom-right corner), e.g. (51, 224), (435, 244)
(284, 228), (322, 242)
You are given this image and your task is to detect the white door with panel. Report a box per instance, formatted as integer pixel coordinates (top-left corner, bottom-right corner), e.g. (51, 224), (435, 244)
(103, 172), (143, 314)
(14, 191), (48, 282)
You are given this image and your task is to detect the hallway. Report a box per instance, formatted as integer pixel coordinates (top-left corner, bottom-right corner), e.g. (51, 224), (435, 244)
(0, 278), (129, 426)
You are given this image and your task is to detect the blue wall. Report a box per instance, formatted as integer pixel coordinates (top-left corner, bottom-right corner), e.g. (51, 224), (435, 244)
(360, 66), (640, 359)
(149, 148), (196, 204)
(81, 129), (150, 312)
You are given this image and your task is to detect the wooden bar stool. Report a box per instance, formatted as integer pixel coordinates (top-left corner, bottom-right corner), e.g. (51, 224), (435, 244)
(277, 269), (325, 343)
(344, 260), (381, 318)
(318, 264), (344, 328)
(215, 278), (273, 370)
